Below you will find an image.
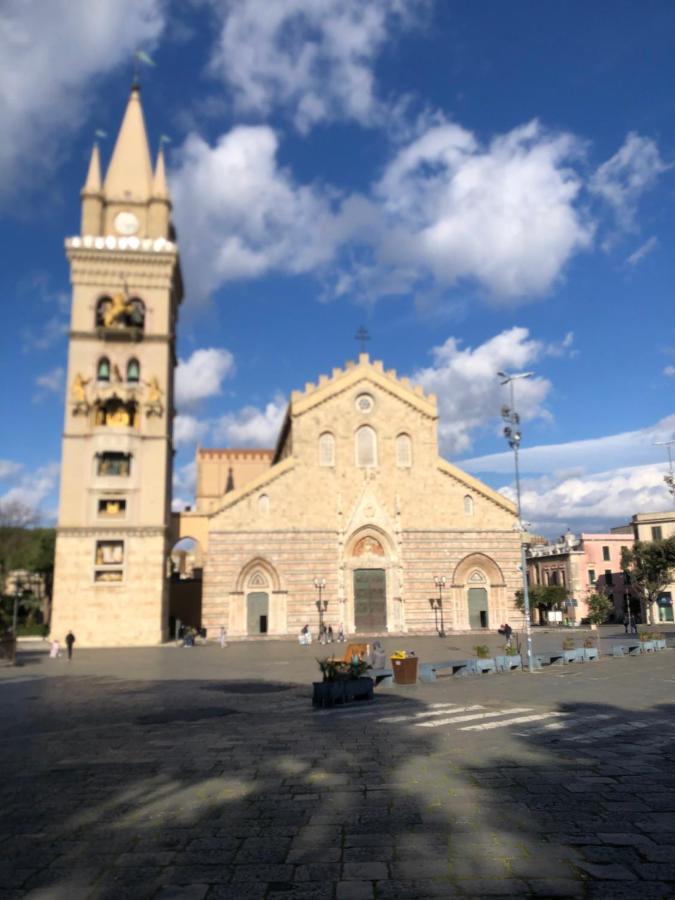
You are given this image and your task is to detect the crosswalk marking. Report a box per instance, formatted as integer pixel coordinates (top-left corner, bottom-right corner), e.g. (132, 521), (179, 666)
(461, 711), (566, 731)
(416, 707), (533, 728)
(378, 704), (483, 724)
(515, 713), (615, 736)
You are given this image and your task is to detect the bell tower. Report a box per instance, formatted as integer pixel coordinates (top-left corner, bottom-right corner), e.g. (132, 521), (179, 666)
(50, 85), (183, 646)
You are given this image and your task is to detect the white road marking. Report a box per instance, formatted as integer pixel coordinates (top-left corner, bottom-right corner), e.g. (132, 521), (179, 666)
(416, 707), (533, 728)
(378, 705), (481, 724)
(461, 711), (566, 731)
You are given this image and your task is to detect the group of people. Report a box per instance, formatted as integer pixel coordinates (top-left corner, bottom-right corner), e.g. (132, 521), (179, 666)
(623, 613), (640, 635)
(298, 623), (345, 645)
(49, 630), (76, 660)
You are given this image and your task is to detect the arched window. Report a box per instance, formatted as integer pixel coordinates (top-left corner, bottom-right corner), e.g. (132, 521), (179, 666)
(95, 296), (112, 327)
(464, 495), (474, 515)
(127, 358), (140, 383)
(356, 425), (377, 468)
(319, 432), (335, 467)
(396, 433), (412, 468)
(258, 494), (269, 513)
(97, 357), (110, 382)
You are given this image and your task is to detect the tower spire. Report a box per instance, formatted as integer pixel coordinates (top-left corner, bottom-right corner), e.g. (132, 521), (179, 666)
(152, 145), (169, 199)
(104, 84), (153, 201)
(82, 142), (102, 193)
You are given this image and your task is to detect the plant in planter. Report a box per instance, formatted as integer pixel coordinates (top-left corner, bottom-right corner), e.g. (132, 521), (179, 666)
(495, 642), (521, 672)
(562, 636), (579, 663)
(474, 644), (491, 658)
(472, 644), (496, 674)
(638, 631), (656, 653)
(582, 636), (598, 661)
(562, 637), (576, 650)
(313, 657), (373, 708)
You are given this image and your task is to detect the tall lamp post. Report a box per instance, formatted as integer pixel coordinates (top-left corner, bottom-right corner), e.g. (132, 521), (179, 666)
(499, 370), (535, 673)
(654, 439), (675, 505)
(432, 576), (447, 637)
(314, 577), (327, 632)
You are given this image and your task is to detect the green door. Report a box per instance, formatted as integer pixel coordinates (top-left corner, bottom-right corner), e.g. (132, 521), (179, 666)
(247, 592), (269, 634)
(468, 587), (488, 629)
(354, 569), (386, 632)
(658, 593), (674, 623)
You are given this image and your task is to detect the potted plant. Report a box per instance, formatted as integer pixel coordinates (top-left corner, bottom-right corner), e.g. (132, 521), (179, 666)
(495, 643), (522, 672)
(472, 644), (496, 674)
(562, 636), (578, 663)
(654, 632), (667, 651)
(638, 630), (656, 653)
(582, 636), (598, 661)
(312, 657), (374, 708)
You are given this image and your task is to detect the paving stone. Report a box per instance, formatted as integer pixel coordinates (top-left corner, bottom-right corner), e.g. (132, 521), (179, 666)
(336, 881), (374, 900)
(155, 884), (210, 899)
(574, 861), (637, 880)
(342, 862), (389, 880)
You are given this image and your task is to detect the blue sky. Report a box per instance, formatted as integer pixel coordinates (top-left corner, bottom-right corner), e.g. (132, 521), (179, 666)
(1, 0), (674, 536)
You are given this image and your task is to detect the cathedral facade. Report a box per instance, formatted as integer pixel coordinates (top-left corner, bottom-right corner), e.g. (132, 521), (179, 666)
(191, 357), (525, 638)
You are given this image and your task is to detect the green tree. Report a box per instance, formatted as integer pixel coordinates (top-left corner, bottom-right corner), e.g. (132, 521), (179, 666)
(587, 592), (613, 625)
(515, 584), (568, 613)
(621, 537), (675, 625)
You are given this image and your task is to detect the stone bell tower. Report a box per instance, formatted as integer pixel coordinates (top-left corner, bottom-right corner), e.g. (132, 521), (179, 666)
(50, 85), (183, 646)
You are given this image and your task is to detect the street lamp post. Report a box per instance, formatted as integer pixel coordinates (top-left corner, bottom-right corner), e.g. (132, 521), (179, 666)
(433, 576), (447, 637)
(654, 440), (675, 505)
(314, 577), (327, 633)
(499, 370), (535, 674)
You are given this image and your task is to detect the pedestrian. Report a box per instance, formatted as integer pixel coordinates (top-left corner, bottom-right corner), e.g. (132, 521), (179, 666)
(337, 623), (345, 642)
(299, 624), (311, 646)
(327, 625), (334, 643)
(65, 630), (76, 661)
(623, 613), (629, 635)
(219, 626), (227, 649)
(631, 614), (639, 636)
(503, 622), (513, 648)
(49, 639), (61, 659)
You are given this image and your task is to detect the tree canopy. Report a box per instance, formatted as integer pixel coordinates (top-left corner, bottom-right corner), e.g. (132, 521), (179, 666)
(515, 584), (568, 612)
(621, 537), (675, 625)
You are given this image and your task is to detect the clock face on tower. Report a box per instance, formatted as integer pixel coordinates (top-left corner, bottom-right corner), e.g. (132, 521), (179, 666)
(113, 211), (140, 236)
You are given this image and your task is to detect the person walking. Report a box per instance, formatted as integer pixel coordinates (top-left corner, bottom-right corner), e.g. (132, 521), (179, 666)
(65, 630), (76, 661)
(623, 613), (629, 635)
(503, 622), (513, 648)
(219, 626), (227, 649)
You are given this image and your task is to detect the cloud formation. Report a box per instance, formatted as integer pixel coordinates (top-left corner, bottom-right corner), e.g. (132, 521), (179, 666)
(0, 461), (60, 521)
(213, 395), (287, 448)
(171, 119), (594, 305)
(175, 347), (235, 409)
(411, 327), (575, 455)
(590, 132), (669, 231)
(210, 0), (426, 132)
(0, 0), (164, 205)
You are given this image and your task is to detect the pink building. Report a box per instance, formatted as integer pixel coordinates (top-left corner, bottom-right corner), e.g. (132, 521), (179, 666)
(526, 532), (634, 623)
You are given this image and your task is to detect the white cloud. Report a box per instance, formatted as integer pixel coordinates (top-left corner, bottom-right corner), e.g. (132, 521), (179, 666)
(0, 461), (60, 520)
(0, 0), (165, 205)
(590, 132), (669, 231)
(171, 118), (593, 305)
(499, 463), (673, 536)
(0, 460), (22, 481)
(374, 119), (593, 300)
(210, 0), (426, 132)
(171, 127), (349, 301)
(213, 395), (287, 448)
(174, 414), (210, 447)
(664, 366), (675, 378)
(412, 327), (563, 455)
(34, 366), (65, 401)
(461, 413), (675, 477)
(626, 235), (659, 267)
(175, 347), (235, 409)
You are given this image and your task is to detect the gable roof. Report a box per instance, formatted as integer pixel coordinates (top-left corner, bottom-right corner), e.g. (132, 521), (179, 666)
(437, 458), (517, 516)
(290, 353), (438, 418)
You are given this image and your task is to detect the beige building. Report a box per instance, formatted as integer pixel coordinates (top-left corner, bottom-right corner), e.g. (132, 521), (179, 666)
(185, 356), (525, 638)
(50, 85), (183, 647)
(630, 511), (675, 623)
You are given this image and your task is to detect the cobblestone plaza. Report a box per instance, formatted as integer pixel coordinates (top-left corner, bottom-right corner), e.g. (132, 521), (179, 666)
(2, 631), (675, 899)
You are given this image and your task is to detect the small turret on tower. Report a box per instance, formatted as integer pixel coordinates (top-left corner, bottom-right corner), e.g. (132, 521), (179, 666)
(148, 145), (172, 238)
(80, 142), (103, 235)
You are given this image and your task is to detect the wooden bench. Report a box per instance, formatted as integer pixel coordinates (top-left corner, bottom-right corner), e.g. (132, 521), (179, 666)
(419, 659), (476, 682)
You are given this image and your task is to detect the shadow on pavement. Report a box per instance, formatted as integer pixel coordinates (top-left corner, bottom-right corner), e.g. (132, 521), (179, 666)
(2, 670), (674, 899)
